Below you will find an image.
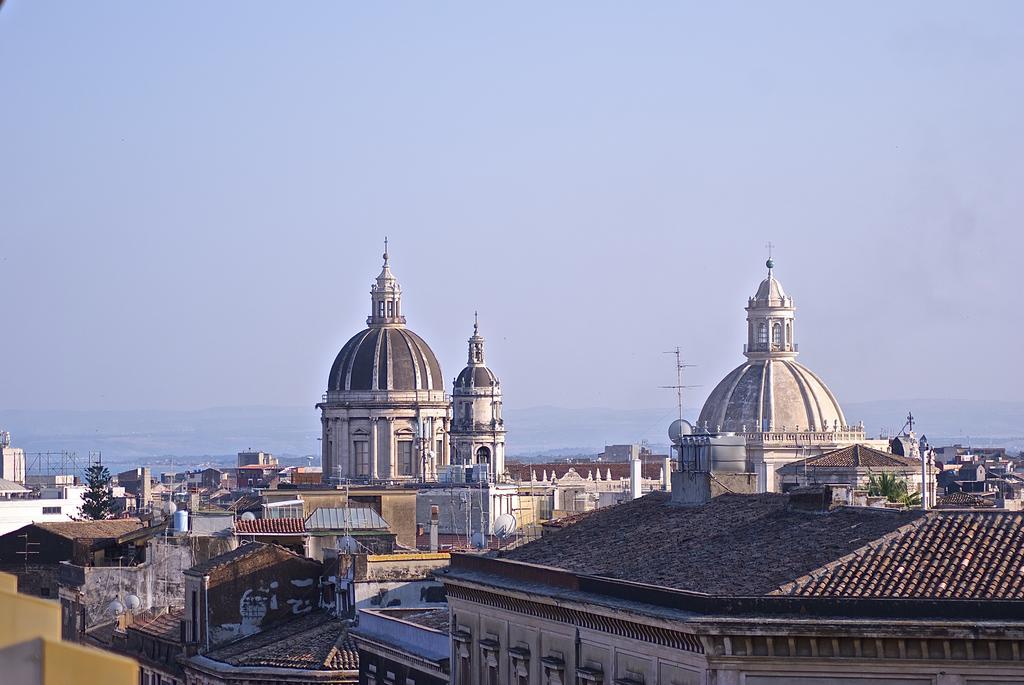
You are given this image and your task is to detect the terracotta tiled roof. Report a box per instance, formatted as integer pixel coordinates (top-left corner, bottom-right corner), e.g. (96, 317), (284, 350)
(378, 608), (450, 632)
(505, 491), (923, 595)
(204, 612), (357, 671)
(506, 462), (662, 482)
(774, 512), (1024, 599)
(416, 532), (516, 551)
(184, 541), (306, 577)
(795, 444), (920, 469)
(226, 494), (263, 512)
(935, 491), (997, 509)
(402, 608), (449, 631)
(541, 509), (602, 530)
(34, 519), (144, 540)
(234, 517), (306, 535)
(131, 608), (184, 641)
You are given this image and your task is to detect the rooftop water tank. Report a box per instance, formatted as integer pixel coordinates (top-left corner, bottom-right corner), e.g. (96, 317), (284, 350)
(172, 509), (189, 533)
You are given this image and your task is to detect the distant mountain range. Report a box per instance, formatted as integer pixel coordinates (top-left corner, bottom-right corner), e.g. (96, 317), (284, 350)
(0, 400), (1020, 472)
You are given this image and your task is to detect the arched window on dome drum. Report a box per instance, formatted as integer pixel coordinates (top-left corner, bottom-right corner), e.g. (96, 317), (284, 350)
(758, 322), (768, 347)
(387, 300), (393, 317)
(772, 323), (782, 348)
(476, 446), (491, 465)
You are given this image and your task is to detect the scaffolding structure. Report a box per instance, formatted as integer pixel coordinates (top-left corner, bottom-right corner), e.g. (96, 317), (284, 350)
(24, 450), (101, 484)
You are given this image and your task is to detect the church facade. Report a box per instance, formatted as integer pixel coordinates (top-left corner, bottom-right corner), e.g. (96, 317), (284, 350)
(318, 246), (505, 484)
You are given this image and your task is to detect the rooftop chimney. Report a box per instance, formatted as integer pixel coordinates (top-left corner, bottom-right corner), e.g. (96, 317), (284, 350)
(629, 456), (642, 500)
(429, 505), (439, 553)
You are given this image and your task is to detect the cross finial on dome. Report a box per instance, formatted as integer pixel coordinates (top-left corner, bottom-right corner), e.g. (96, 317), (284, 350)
(383, 236), (389, 266)
(473, 310), (479, 336)
(765, 241), (775, 274)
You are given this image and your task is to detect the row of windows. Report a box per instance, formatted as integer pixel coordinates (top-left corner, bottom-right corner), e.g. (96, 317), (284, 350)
(140, 669), (177, 685)
(755, 321), (792, 347)
(352, 439), (443, 476)
(455, 634), (644, 685)
(376, 299), (397, 317)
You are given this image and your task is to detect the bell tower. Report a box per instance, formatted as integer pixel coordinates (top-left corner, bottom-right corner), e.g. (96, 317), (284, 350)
(367, 238), (406, 327)
(744, 257), (797, 360)
(450, 314), (506, 482)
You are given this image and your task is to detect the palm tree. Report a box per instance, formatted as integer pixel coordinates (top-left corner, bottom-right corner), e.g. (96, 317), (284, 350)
(867, 471), (921, 508)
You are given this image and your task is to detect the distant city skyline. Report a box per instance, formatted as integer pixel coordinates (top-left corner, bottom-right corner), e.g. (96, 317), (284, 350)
(2, 3), (1022, 414)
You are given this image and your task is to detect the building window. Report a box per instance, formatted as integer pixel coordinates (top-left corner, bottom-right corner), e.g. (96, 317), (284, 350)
(42, 506), (61, 514)
(436, 439), (443, 460)
(541, 655), (565, 685)
(480, 637), (499, 685)
(453, 629), (473, 685)
(476, 446), (491, 465)
(578, 665), (604, 685)
(758, 322), (768, 346)
(463, 403), (471, 422)
(190, 590), (198, 643)
(378, 301), (385, 317)
(354, 441), (370, 477)
(509, 646), (530, 685)
(398, 440), (413, 476)
(772, 322), (782, 348)
(387, 300), (394, 317)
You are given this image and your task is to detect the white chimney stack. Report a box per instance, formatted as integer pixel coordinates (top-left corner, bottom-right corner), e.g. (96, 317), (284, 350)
(429, 505), (439, 552)
(630, 457), (642, 500)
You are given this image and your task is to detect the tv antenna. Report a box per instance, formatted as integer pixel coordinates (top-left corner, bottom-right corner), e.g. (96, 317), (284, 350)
(660, 347), (699, 425)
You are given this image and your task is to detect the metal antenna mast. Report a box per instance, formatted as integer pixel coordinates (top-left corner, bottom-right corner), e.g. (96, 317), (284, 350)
(660, 347), (698, 425)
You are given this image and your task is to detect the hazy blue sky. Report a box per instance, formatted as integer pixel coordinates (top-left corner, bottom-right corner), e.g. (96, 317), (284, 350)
(1, 2), (1022, 415)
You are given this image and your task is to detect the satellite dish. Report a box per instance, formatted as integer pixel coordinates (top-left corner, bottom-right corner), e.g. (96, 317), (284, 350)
(125, 594), (141, 612)
(240, 511), (256, 521)
(493, 513), (517, 538)
(108, 600), (125, 616)
(668, 419), (693, 445)
(163, 501), (177, 516)
(337, 535), (359, 554)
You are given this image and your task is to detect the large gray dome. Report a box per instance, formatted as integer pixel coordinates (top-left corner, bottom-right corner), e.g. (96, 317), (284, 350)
(697, 359), (847, 434)
(328, 327), (443, 392)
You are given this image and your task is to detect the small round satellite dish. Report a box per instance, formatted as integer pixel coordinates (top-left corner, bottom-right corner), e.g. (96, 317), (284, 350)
(163, 501), (177, 516)
(493, 513), (517, 538)
(108, 600), (125, 616)
(668, 419), (693, 445)
(124, 594), (141, 612)
(240, 511), (256, 521)
(471, 532), (487, 549)
(337, 535), (359, 554)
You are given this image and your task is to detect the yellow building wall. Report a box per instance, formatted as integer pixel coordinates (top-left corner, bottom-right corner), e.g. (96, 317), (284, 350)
(0, 571), (138, 685)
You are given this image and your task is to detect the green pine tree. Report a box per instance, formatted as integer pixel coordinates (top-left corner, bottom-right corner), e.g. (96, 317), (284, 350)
(81, 463), (114, 520)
